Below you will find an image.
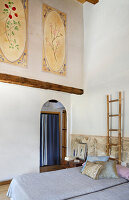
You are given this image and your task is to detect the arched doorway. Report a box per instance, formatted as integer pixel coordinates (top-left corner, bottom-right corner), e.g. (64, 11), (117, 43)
(40, 99), (67, 171)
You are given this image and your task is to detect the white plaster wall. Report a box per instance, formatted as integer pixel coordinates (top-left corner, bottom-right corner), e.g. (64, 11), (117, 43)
(71, 0), (129, 137)
(0, 82), (71, 181)
(0, 0), (83, 88)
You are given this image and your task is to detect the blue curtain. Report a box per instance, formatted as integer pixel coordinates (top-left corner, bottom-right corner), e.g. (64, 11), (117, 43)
(40, 114), (60, 166)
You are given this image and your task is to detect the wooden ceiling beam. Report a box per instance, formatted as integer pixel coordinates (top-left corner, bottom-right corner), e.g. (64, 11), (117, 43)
(0, 73), (84, 95)
(77, 0), (99, 4)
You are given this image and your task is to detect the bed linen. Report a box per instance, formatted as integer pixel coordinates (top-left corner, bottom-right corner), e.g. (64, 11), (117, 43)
(7, 167), (128, 200)
(72, 182), (129, 200)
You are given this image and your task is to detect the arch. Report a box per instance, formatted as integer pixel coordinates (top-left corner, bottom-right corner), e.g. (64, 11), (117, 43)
(40, 96), (69, 114)
(40, 99), (67, 169)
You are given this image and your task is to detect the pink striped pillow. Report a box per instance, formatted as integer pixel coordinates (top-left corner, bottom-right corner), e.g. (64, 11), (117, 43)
(116, 164), (129, 180)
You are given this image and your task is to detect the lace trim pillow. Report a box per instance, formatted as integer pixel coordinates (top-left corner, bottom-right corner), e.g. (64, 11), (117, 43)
(81, 161), (104, 180)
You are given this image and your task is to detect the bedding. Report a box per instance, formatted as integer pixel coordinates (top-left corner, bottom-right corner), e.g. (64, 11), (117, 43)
(81, 156), (109, 172)
(71, 182), (129, 200)
(7, 167), (128, 200)
(81, 161), (104, 179)
(116, 164), (129, 180)
(87, 156), (109, 162)
(96, 160), (119, 179)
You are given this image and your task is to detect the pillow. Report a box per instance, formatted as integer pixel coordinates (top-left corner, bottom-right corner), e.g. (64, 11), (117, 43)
(87, 156), (110, 162)
(82, 161), (104, 180)
(81, 156), (109, 172)
(116, 164), (129, 180)
(96, 160), (119, 179)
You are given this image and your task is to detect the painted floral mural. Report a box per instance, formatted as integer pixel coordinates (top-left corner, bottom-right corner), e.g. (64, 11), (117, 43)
(43, 4), (66, 75)
(47, 23), (63, 62)
(3, 1), (21, 50)
(0, 0), (28, 66)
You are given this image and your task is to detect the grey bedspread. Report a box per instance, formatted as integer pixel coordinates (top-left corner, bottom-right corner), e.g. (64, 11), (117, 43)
(72, 182), (129, 200)
(7, 167), (128, 200)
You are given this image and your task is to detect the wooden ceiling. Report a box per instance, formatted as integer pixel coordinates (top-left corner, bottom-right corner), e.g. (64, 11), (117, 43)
(77, 0), (99, 4)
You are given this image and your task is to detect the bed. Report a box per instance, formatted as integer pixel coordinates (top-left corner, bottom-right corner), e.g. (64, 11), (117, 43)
(7, 167), (129, 200)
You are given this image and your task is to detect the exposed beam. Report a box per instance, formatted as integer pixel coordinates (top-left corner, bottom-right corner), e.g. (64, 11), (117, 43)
(77, 0), (87, 3)
(77, 0), (99, 4)
(0, 73), (84, 95)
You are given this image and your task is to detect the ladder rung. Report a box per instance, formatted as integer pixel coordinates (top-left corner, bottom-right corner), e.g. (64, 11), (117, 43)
(109, 157), (119, 161)
(109, 99), (119, 103)
(109, 129), (119, 131)
(109, 144), (118, 146)
(109, 114), (119, 117)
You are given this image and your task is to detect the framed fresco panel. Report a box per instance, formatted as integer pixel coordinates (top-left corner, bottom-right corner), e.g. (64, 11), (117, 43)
(0, 0), (28, 67)
(43, 4), (66, 75)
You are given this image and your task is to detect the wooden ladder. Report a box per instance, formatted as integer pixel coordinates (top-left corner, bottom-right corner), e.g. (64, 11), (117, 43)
(107, 92), (121, 164)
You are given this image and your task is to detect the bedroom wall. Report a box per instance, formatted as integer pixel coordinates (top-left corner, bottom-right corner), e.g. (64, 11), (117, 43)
(71, 0), (129, 137)
(0, 0), (83, 181)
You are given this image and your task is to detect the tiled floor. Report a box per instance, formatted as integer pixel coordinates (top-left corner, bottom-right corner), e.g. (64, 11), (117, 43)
(0, 184), (10, 200)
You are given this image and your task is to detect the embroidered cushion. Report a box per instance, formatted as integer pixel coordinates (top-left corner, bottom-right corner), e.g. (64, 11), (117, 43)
(82, 161), (104, 180)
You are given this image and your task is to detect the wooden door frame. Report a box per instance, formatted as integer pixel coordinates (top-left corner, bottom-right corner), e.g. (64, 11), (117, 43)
(62, 110), (67, 161)
(40, 111), (61, 164)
